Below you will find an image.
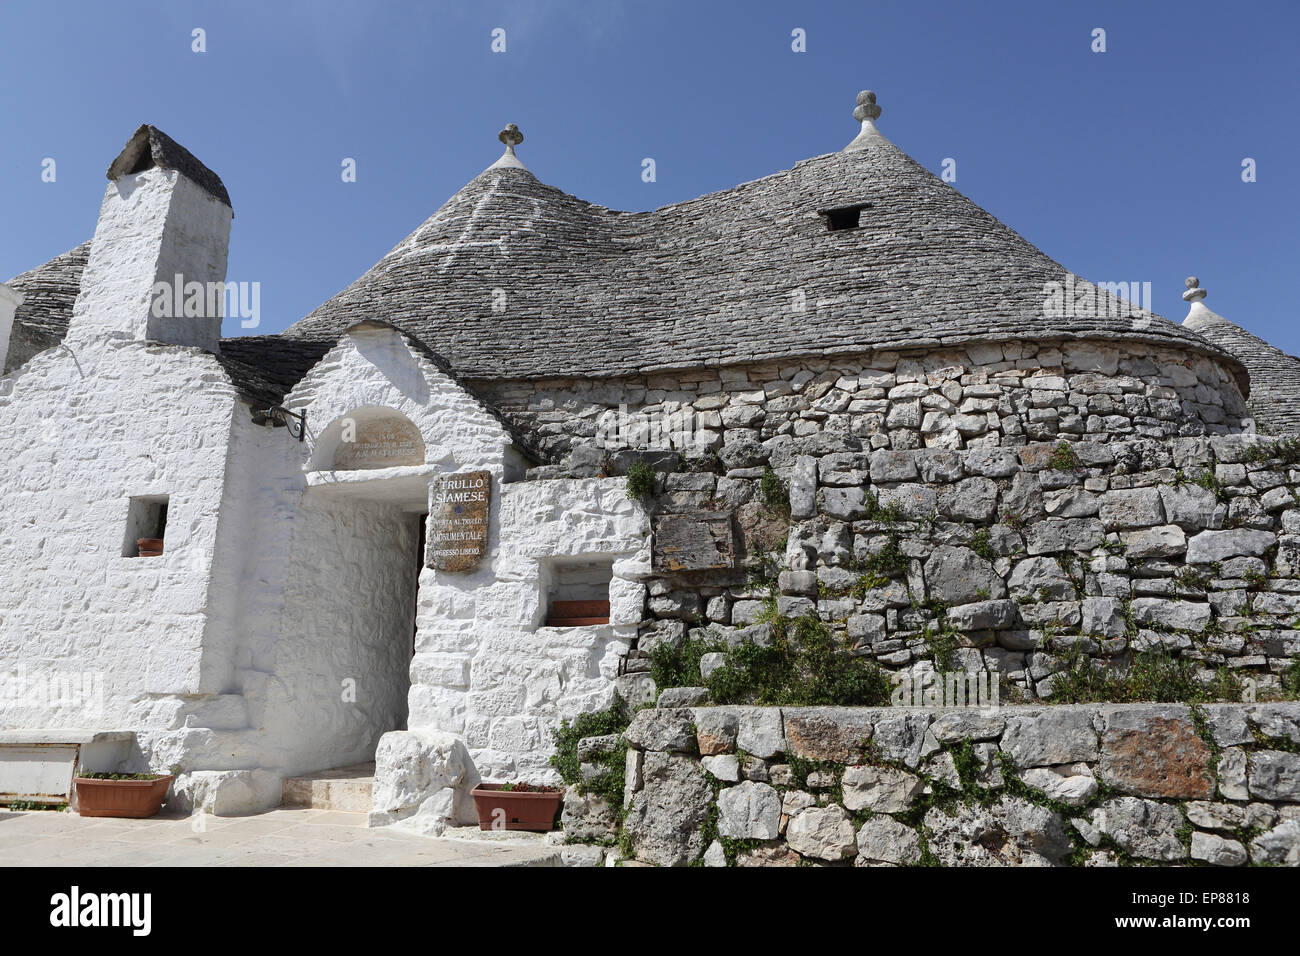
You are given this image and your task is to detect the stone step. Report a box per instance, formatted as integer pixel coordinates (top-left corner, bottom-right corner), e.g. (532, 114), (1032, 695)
(281, 762), (374, 812)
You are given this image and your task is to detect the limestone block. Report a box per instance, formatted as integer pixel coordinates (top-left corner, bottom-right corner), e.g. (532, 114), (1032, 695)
(1249, 820), (1300, 864)
(171, 769), (282, 816)
(1129, 598), (1211, 632)
(1248, 751), (1300, 802)
(855, 815), (922, 866)
(947, 599), (1017, 631)
(786, 805), (857, 861)
(717, 780), (781, 839)
(1185, 529), (1277, 564)
(925, 796), (1071, 866)
(925, 546), (1006, 604)
(1091, 797), (1187, 861)
(368, 730), (480, 835)
(869, 449), (918, 482)
(624, 708), (696, 752)
(1020, 767), (1098, 806)
(1024, 518), (1105, 555)
(1190, 832), (1247, 866)
(622, 752), (712, 866)
(869, 712), (932, 768)
(841, 764), (923, 813)
(1097, 705), (1214, 799)
(782, 707), (874, 763)
(1001, 709), (1098, 767)
(1098, 487), (1165, 529)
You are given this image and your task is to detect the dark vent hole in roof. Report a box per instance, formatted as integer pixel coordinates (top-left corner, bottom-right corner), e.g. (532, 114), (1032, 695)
(819, 202), (872, 232)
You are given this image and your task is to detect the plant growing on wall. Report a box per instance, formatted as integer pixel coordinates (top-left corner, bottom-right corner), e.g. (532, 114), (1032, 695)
(701, 612), (892, 706)
(758, 467), (789, 514)
(550, 693), (634, 808)
(1047, 440), (1080, 471)
(625, 461), (658, 502)
(1045, 645), (1243, 704)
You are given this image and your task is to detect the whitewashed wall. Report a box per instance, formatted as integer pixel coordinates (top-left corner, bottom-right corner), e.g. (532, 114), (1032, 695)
(238, 323), (524, 778)
(419, 476), (650, 783)
(0, 339), (238, 730)
(0, 318), (649, 817)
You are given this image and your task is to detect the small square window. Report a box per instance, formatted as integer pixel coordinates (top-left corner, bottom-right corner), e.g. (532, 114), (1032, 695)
(819, 202), (872, 231)
(123, 495), (169, 558)
(541, 557), (613, 626)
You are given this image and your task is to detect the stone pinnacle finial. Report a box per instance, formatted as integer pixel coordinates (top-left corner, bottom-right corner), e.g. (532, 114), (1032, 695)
(853, 90), (881, 123)
(499, 123), (524, 147)
(844, 89), (888, 152)
(1183, 275), (1207, 303)
(489, 123), (529, 172)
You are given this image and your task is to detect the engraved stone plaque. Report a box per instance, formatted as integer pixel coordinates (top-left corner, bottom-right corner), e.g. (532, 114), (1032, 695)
(426, 470), (491, 572)
(652, 513), (736, 573)
(332, 415), (425, 470)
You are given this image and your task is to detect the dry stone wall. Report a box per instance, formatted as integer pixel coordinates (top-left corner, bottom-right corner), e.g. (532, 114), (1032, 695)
(478, 340), (1250, 466)
(609, 432), (1300, 703)
(564, 702), (1300, 867)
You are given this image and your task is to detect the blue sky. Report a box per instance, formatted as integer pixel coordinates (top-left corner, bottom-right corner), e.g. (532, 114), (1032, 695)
(2, 0), (1296, 351)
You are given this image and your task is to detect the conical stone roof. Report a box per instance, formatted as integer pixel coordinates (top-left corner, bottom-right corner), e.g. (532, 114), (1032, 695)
(286, 109), (1240, 382)
(1182, 278), (1300, 435)
(4, 241), (91, 374)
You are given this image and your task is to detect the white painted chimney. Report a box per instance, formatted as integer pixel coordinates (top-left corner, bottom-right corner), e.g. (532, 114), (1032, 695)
(66, 125), (233, 354)
(0, 282), (22, 373)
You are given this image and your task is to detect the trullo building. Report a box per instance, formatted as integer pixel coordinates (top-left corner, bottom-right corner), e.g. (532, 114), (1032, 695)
(1, 92), (1297, 832)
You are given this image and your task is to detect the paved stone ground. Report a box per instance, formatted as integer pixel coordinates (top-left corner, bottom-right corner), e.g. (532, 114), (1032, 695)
(0, 807), (566, 867)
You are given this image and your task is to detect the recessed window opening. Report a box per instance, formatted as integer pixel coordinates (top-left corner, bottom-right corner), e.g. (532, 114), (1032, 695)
(542, 557), (613, 626)
(123, 495), (169, 558)
(819, 202), (872, 231)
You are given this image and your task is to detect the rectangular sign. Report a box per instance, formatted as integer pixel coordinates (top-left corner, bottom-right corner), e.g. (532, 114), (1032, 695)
(426, 470), (491, 572)
(652, 512), (735, 573)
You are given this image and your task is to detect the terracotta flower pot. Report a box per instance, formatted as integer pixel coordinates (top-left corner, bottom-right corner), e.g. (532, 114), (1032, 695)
(470, 783), (564, 832)
(74, 774), (173, 818)
(137, 538), (164, 557)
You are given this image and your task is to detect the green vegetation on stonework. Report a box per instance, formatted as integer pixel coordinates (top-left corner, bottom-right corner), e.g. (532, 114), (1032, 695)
(1044, 646), (1244, 704)
(648, 611), (891, 706)
(1047, 440), (1079, 471)
(1281, 660), (1300, 698)
(1244, 436), (1300, 466)
(924, 623), (959, 673)
(759, 467), (789, 513)
(1242, 568), (1269, 591)
(1173, 566), (1211, 596)
(841, 534), (910, 599)
(649, 633), (727, 690)
(703, 612), (892, 706)
(624, 461), (657, 502)
(1177, 464), (1229, 503)
(863, 490), (904, 524)
(969, 529), (995, 561)
(857, 533), (908, 579)
(550, 693), (633, 808)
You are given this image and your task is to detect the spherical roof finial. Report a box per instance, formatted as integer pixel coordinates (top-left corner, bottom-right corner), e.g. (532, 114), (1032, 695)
(853, 90), (881, 123)
(1183, 275), (1207, 303)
